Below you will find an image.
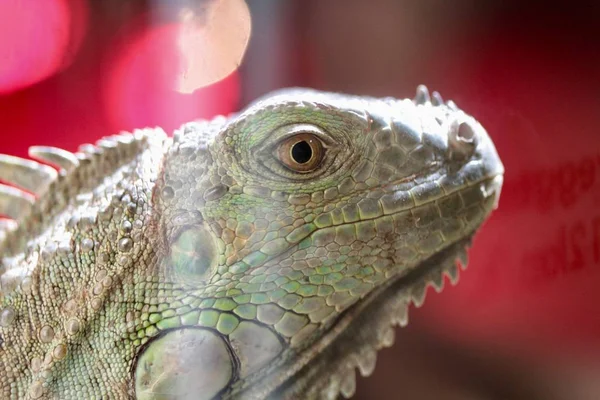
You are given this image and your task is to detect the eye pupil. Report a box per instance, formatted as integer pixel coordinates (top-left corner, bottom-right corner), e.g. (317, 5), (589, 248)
(277, 132), (324, 173)
(291, 141), (313, 164)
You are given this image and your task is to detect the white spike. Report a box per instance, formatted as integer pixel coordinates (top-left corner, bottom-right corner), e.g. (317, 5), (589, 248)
(457, 247), (469, 270)
(323, 377), (341, 400)
(411, 282), (427, 307)
(340, 369), (356, 399)
(357, 350), (377, 377)
(445, 263), (460, 285)
(380, 327), (395, 348)
(446, 100), (458, 111)
(0, 154), (57, 195)
(394, 300), (409, 327)
(431, 91), (443, 106)
(114, 132), (135, 144)
(74, 152), (92, 166)
(28, 146), (79, 174)
(96, 138), (118, 150)
(414, 84), (431, 104)
(78, 144), (103, 156)
(0, 183), (35, 220)
(430, 268), (445, 293)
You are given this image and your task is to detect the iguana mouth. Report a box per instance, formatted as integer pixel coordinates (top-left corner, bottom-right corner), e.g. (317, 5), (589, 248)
(230, 174), (502, 399)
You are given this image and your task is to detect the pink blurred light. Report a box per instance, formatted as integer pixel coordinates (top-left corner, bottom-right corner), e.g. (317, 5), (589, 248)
(103, 22), (241, 133)
(0, 0), (86, 94)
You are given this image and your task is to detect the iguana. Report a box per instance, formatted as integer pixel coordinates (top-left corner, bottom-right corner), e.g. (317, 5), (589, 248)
(0, 86), (503, 399)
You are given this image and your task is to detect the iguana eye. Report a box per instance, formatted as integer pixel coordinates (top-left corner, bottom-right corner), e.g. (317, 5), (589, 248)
(277, 133), (324, 173)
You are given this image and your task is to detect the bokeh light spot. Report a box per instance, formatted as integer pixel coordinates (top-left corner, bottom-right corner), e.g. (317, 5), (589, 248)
(0, 0), (86, 93)
(176, 0), (251, 93)
(103, 0), (251, 132)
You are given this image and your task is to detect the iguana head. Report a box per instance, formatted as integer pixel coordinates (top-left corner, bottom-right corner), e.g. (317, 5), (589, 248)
(0, 86), (503, 399)
(141, 86), (504, 398)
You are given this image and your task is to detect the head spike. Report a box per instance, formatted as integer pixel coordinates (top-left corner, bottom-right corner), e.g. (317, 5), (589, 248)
(431, 91), (443, 106)
(414, 84), (431, 104)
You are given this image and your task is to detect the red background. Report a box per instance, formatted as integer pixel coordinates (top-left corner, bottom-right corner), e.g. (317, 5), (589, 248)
(1, 1), (599, 398)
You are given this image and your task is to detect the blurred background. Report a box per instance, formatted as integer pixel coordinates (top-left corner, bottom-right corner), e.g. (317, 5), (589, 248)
(1, 0), (600, 398)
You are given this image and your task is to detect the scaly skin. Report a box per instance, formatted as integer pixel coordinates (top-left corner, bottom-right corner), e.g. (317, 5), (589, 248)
(0, 86), (503, 399)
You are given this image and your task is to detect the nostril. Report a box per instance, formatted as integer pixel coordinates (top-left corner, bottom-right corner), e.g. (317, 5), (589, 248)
(457, 122), (475, 143)
(448, 121), (477, 160)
